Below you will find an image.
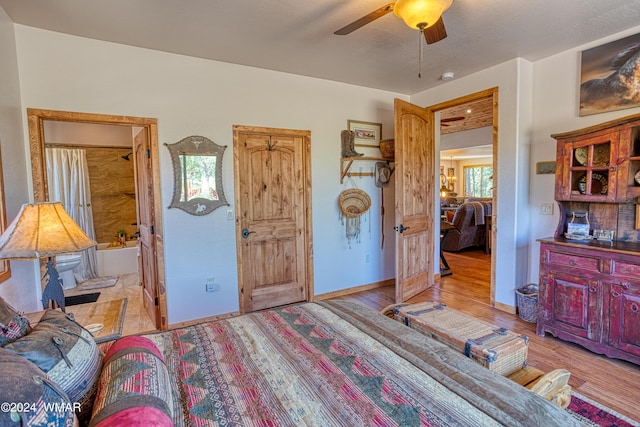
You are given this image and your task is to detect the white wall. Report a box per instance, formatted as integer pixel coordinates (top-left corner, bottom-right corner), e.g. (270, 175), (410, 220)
(0, 10), (40, 312)
(411, 58), (534, 307)
(13, 25), (404, 324)
(527, 24), (640, 283)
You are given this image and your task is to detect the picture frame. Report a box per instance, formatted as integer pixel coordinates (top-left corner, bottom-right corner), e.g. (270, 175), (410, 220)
(593, 229), (615, 241)
(536, 161), (556, 175)
(579, 32), (640, 116)
(348, 120), (382, 147)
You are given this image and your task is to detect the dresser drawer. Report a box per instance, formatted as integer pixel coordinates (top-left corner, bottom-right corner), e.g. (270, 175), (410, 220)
(613, 260), (640, 278)
(545, 249), (600, 272)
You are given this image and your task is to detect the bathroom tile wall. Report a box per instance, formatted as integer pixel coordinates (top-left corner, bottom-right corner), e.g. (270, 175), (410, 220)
(85, 147), (137, 243)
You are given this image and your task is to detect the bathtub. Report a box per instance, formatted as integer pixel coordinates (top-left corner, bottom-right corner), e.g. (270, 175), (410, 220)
(96, 240), (139, 277)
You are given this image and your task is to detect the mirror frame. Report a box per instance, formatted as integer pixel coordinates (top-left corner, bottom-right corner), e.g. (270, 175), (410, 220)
(166, 135), (229, 216)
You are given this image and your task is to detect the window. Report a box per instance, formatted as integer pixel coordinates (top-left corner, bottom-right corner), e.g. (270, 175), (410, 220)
(464, 164), (493, 198)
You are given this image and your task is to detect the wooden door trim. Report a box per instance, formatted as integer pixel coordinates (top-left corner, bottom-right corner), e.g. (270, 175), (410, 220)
(26, 108), (168, 329)
(427, 87), (499, 307)
(232, 125), (313, 313)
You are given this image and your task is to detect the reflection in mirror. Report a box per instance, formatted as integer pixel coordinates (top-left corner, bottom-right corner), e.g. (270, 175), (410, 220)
(166, 136), (229, 215)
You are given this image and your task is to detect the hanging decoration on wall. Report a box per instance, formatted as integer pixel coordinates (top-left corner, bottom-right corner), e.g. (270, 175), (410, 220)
(165, 135), (229, 216)
(338, 188), (371, 247)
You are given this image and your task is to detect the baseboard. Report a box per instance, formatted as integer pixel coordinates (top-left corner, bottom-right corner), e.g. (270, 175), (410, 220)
(314, 278), (394, 301)
(169, 279), (395, 327)
(169, 310), (240, 329)
(494, 300), (516, 314)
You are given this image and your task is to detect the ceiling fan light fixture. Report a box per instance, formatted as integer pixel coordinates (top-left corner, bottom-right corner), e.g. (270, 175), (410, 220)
(393, 0), (453, 30)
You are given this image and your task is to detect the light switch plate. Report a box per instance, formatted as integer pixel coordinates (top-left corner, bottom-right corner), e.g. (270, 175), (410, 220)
(540, 203), (554, 215)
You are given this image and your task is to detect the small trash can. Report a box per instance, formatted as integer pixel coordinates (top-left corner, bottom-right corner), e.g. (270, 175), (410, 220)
(515, 284), (539, 323)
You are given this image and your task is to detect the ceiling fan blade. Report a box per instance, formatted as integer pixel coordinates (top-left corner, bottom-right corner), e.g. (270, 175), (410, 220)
(334, 3), (395, 35)
(441, 116), (465, 123)
(423, 17), (447, 44)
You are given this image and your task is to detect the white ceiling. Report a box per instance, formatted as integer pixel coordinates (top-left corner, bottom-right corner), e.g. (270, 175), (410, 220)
(1, 0), (639, 95)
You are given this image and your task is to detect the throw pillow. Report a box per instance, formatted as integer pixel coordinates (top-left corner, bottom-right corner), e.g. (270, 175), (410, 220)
(0, 346), (77, 426)
(90, 336), (174, 427)
(0, 296), (31, 346)
(4, 309), (102, 423)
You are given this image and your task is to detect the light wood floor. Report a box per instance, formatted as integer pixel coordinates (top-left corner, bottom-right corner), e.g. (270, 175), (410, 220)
(64, 272), (156, 337)
(332, 248), (640, 421)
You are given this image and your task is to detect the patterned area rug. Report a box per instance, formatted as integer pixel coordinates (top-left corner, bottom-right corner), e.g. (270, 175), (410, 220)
(568, 391), (640, 426)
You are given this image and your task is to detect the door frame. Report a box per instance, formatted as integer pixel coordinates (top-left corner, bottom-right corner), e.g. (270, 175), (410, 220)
(428, 87), (499, 307)
(232, 125), (314, 313)
(26, 108), (168, 329)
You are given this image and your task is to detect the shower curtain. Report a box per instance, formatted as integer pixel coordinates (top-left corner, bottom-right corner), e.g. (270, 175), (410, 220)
(46, 147), (98, 282)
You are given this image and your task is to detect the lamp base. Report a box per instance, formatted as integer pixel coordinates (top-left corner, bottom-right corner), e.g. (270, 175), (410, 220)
(41, 258), (66, 312)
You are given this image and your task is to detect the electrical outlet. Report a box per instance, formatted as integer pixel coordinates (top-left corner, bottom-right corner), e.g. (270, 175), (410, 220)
(205, 277), (219, 292)
(540, 203), (554, 215)
(365, 254), (370, 263)
(226, 209), (234, 220)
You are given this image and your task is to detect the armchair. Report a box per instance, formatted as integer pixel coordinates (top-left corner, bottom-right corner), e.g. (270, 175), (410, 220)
(441, 201), (492, 252)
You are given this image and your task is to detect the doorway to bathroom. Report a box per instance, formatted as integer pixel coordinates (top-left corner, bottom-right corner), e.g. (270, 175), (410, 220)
(27, 108), (166, 333)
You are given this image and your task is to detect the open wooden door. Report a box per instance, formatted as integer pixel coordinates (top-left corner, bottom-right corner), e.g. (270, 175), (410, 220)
(394, 99), (435, 303)
(133, 127), (160, 328)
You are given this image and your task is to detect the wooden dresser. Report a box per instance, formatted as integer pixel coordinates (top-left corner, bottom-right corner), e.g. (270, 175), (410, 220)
(537, 113), (640, 366)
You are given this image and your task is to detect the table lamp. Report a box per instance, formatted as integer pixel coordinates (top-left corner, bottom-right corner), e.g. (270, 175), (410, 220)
(0, 202), (97, 311)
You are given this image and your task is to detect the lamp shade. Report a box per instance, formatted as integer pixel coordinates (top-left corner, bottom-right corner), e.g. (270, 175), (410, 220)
(0, 202), (96, 260)
(394, 0), (453, 29)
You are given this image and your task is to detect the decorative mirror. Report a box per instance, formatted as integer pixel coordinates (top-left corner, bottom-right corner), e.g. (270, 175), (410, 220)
(166, 135), (229, 215)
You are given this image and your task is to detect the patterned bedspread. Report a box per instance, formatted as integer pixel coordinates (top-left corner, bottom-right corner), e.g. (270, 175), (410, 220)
(145, 301), (580, 427)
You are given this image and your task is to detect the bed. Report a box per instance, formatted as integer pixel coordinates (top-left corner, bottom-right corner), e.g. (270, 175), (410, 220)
(128, 300), (580, 426)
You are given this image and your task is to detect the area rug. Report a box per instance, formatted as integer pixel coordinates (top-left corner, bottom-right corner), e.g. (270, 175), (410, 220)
(567, 391), (640, 426)
(64, 292), (100, 307)
(77, 275), (118, 290)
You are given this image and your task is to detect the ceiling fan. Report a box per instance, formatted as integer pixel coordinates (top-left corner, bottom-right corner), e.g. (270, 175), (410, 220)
(334, 0), (453, 44)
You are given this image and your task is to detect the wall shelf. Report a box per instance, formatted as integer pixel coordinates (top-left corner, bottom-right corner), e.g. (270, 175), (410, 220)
(340, 156), (390, 183)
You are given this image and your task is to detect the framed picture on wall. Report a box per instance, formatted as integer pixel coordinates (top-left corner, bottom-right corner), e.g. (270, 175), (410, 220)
(348, 120), (382, 147)
(579, 32), (640, 116)
(536, 161), (556, 174)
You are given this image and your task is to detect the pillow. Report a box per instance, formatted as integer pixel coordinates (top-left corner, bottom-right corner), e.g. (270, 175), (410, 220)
(0, 346), (77, 426)
(446, 210), (455, 223)
(4, 309), (102, 423)
(0, 296), (31, 346)
(90, 336), (173, 427)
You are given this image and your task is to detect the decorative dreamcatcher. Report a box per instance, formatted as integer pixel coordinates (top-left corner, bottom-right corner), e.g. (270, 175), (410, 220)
(338, 188), (371, 247)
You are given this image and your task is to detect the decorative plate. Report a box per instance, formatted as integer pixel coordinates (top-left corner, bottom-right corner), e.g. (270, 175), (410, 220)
(635, 170), (640, 185)
(574, 147), (587, 166)
(574, 145), (610, 167)
(593, 144), (610, 166)
(579, 173), (608, 194)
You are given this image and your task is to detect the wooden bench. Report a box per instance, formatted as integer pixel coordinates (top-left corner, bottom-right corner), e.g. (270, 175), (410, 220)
(382, 302), (572, 409)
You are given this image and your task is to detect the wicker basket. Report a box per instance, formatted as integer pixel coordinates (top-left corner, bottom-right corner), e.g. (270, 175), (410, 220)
(516, 284), (539, 323)
(338, 189), (371, 218)
(379, 139), (394, 160)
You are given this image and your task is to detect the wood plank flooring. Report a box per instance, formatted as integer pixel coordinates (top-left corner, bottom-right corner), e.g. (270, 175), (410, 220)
(331, 248), (640, 421)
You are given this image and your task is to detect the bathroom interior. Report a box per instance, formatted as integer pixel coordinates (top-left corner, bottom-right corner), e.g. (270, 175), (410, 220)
(43, 120), (155, 336)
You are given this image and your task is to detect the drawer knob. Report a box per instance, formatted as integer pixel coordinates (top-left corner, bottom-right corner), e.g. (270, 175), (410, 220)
(632, 304), (639, 313)
(611, 290), (621, 298)
(589, 286), (597, 293)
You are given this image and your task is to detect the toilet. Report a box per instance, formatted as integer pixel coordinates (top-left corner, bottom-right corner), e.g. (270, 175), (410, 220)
(56, 253), (82, 290)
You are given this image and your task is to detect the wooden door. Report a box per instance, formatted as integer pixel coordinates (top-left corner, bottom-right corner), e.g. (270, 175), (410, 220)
(394, 99), (435, 302)
(133, 127), (159, 327)
(233, 126), (313, 313)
